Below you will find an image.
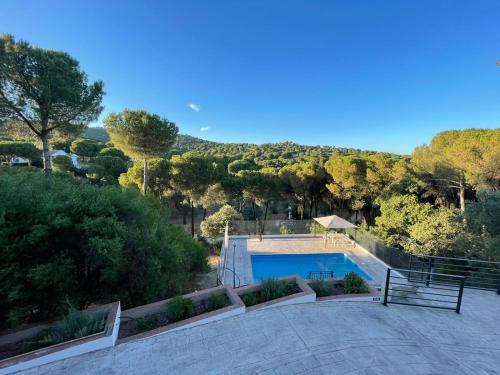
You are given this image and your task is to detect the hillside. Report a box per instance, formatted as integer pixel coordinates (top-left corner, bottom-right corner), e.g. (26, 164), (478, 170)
(84, 127), (381, 165)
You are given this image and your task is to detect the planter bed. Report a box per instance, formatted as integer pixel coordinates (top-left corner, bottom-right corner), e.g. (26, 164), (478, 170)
(236, 275), (316, 312)
(308, 277), (381, 302)
(117, 285), (245, 344)
(0, 302), (120, 375)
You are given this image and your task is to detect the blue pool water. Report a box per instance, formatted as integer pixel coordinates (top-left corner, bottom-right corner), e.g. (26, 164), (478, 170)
(251, 253), (373, 281)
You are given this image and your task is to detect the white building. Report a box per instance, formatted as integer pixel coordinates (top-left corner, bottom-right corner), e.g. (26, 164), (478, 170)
(49, 150), (79, 168)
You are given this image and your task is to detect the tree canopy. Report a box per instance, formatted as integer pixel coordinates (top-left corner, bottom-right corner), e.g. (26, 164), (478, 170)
(0, 34), (104, 175)
(105, 109), (178, 193)
(0, 169), (207, 328)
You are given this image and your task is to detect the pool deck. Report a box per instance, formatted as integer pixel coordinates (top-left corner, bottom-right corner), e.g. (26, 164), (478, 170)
(223, 235), (388, 287)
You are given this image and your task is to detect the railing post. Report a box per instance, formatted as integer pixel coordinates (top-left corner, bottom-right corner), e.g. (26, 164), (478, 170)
(426, 257), (433, 287)
(383, 268), (391, 306)
(456, 277), (465, 314)
(408, 254), (413, 281)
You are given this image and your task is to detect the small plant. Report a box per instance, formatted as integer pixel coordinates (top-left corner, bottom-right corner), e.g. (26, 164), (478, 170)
(343, 272), (369, 294)
(309, 279), (333, 297)
(279, 224), (293, 235)
(206, 293), (226, 312)
(22, 309), (108, 353)
(242, 293), (258, 307)
(260, 277), (286, 301)
(136, 314), (159, 332)
(167, 296), (193, 322)
(308, 223), (327, 234)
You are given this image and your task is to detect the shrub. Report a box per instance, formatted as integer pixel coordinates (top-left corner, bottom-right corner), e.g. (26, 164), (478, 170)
(241, 293), (258, 307)
(206, 293), (226, 312)
(200, 205), (242, 241)
(279, 224), (293, 235)
(22, 309), (107, 353)
(0, 169), (207, 328)
(260, 278), (286, 301)
(167, 296), (193, 322)
(136, 314), (159, 333)
(343, 272), (369, 294)
(308, 223), (327, 234)
(309, 279), (332, 297)
(52, 155), (73, 173)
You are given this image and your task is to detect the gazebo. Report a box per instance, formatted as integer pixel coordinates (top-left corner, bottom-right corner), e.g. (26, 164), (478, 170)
(313, 215), (357, 247)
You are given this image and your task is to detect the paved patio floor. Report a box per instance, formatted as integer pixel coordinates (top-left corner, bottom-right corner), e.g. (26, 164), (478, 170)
(21, 289), (500, 374)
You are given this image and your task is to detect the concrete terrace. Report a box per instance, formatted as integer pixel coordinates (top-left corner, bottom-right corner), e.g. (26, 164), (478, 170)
(18, 235), (500, 374)
(19, 290), (500, 374)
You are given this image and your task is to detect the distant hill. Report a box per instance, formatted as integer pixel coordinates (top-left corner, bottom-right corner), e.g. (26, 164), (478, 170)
(84, 127), (110, 142)
(83, 127), (383, 166)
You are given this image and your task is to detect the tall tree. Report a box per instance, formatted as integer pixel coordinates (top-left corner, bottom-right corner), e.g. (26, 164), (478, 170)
(412, 129), (500, 210)
(0, 35), (104, 175)
(170, 152), (223, 236)
(104, 109), (178, 194)
(324, 155), (366, 217)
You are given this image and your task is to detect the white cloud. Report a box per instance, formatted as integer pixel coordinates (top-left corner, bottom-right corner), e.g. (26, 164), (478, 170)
(188, 103), (200, 112)
(200, 126), (211, 131)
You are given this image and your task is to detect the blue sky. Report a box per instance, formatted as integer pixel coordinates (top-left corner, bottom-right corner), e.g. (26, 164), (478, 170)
(1, 0), (500, 154)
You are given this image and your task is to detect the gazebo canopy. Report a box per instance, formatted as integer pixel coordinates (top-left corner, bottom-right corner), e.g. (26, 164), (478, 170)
(313, 215), (357, 229)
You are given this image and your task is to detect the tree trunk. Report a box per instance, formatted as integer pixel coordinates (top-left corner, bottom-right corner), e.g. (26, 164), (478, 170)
(459, 183), (465, 211)
(41, 133), (52, 176)
(190, 201), (195, 237)
(260, 201), (270, 235)
(143, 158), (148, 194)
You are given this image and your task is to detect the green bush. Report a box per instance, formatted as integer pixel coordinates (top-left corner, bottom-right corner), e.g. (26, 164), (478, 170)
(260, 278), (286, 301)
(22, 309), (107, 353)
(309, 279), (332, 297)
(0, 169), (207, 328)
(279, 224), (293, 235)
(135, 314), (159, 333)
(241, 293), (258, 307)
(167, 296), (193, 322)
(206, 293), (226, 312)
(52, 155), (73, 173)
(308, 223), (327, 234)
(343, 272), (369, 294)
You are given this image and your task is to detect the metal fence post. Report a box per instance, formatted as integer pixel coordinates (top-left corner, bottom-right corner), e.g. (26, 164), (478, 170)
(456, 277), (465, 314)
(426, 257), (433, 287)
(383, 268), (391, 306)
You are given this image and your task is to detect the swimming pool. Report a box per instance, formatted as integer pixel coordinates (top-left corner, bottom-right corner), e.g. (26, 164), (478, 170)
(251, 253), (373, 282)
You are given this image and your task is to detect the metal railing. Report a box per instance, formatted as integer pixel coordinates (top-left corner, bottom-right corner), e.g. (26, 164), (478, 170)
(409, 255), (500, 292)
(383, 268), (466, 313)
(307, 271), (334, 280)
(217, 224), (245, 288)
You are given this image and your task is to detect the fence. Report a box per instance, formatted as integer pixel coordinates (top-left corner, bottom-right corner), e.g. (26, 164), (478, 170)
(383, 268), (466, 313)
(345, 228), (412, 269)
(409, 255), (500, 292)
(231, 220), (316, 235)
